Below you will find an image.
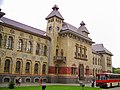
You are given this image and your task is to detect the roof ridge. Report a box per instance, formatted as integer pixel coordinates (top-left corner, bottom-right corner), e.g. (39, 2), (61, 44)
(1, 17), (45, 32)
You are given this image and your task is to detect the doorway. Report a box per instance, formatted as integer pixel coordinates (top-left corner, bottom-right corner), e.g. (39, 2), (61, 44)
(78, 64), (84, 80)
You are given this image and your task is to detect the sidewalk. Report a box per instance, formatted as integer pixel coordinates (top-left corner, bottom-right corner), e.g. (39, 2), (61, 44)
(0, 82), (91, 87)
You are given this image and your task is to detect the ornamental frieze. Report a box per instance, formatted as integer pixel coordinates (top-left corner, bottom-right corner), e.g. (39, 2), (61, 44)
(0, 25), (3, 32)
(0, 50), (6, 57)
(38, 37), (41, 41)
(32, 56), (36, 61)
(20, 32), (24, 37)
(29, 35), (33, 39)
(22, 54), (27, 59)
(40, 57), (43, 61)
(12, 52), (17, 58)
(10, 29), (15, 34)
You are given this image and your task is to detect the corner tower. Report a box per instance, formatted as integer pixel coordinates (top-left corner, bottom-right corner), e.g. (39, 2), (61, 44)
(46, 5), (64, 80)
(46, 5), (64, 37)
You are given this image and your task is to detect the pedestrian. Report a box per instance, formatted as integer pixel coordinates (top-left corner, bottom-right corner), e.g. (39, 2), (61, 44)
(41, 78), (46, 90)
(91, 79), (95, 87)
(18, 78), (21, 86)
(39, 77), (42, 86)
(16, 78), (19, 86)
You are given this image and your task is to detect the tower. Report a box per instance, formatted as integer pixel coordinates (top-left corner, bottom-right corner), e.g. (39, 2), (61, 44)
(46, 5), (64, 37)
(46, 5), (64, 82)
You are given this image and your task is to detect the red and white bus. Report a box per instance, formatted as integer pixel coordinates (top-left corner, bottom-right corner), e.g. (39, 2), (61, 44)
(96, 73), (120, 88)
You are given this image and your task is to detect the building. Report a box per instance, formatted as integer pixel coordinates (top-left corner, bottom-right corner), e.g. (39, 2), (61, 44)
(0, 5), (113, 83)
(0, 9), (50, 83)
(92, 44), (113, 76)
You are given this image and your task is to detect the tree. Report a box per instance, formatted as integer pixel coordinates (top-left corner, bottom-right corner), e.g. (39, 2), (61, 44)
(112, 67), (120, 74)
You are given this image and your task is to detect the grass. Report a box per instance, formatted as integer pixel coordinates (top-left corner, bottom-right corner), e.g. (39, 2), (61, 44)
(0, 85), (101, 90)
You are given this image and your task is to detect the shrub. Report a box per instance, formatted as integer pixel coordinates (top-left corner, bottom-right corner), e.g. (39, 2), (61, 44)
(8, 81), (15, 89)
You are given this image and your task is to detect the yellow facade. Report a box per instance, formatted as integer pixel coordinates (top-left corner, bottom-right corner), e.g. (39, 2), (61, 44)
(0, 23), (50, 83)
(0, 5), (112, 83)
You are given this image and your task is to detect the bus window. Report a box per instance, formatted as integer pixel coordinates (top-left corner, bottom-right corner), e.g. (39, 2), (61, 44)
(105, 75), (108, 80)
(96, 75), (100, 80)
(101, 76), (104, 80)
(101, 75), (107, 80)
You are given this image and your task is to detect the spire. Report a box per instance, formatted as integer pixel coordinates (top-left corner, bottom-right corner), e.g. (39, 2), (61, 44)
(46, 5), (64, 20)
(80, 21), (85, 26)
(77, 21), (90, 36)
(52, 5), (59, 11)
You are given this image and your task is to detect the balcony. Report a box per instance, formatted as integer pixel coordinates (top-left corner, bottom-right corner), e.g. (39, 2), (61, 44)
(54, 56), (66, 63)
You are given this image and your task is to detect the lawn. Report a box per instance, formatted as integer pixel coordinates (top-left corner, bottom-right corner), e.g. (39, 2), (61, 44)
(0, 85), (101, 90)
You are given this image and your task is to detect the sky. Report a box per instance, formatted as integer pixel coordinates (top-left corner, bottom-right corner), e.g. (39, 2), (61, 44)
(0, 0), (120, 68)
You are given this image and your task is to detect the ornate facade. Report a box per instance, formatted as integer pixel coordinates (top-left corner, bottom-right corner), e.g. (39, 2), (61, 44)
(0, 5), (113, 83)
(0, 9), (50, 83)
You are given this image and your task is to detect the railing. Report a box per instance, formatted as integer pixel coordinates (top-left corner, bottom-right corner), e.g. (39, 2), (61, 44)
(54, 56), (66, 63)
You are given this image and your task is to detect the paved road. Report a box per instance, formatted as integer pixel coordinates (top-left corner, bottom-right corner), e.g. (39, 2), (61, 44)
(102, 86), (120, 90)
(0, 83), (91, 87)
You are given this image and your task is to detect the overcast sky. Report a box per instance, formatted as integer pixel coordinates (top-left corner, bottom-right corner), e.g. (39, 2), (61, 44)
(0, 0), (120, 68)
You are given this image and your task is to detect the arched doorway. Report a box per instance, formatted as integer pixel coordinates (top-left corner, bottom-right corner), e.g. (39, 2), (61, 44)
(78, 64), (84, 80)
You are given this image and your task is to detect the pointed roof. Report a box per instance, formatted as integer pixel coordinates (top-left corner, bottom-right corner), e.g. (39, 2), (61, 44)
(77, 21), (90, 34)
(92, 44), (113, 56)
(62, 22), (77, 31)
(61, 22), (94, 43)
(46, 5), (64, 20)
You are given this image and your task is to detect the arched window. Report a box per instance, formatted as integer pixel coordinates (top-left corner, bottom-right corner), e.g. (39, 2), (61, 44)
(0, 34), (2, 48)
(48, 26), (52, 31)
(27, 41), (32, 53)
(44, 45), (47, 56)
(8, 36), (13, 49)
(34, 63), (38, 74)
(93, 57), (94, 65)
(17, 39), (23, 51)
(56, 27), (59, 31)
(15, 61), (21, 73)
(4, 59), (10, 72)
(3, 35), (7, 48)
(25, 78), (31, 83)
(56, 49), (58, 56)
(42, 64), (46, 74)
(96, 69), (97, 74)
(36, 43), (40, 55)
(4, 78), (10, 83)
(25, 62), (30, 74)
(95, 58), (97, 65)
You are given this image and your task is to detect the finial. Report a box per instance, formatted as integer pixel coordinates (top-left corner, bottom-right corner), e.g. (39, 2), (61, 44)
(52, 5), (59, 10)
(80, 21), (85, 26)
